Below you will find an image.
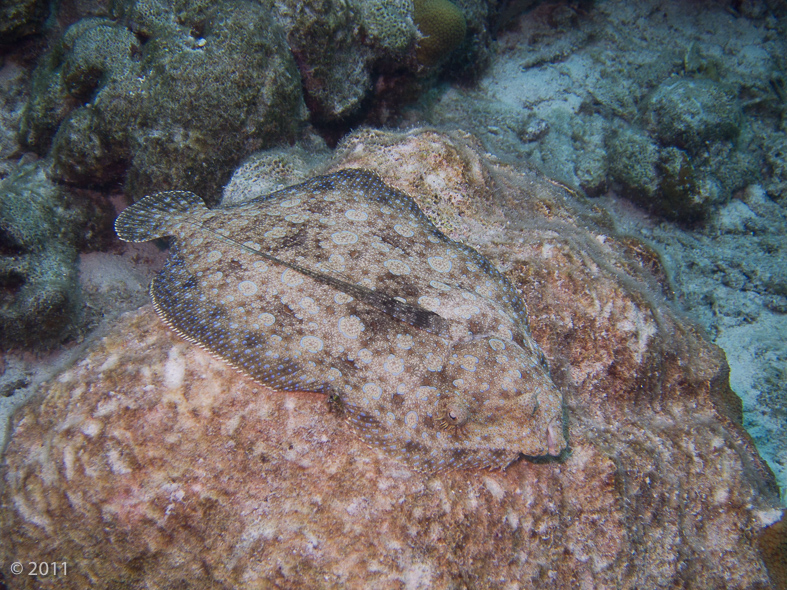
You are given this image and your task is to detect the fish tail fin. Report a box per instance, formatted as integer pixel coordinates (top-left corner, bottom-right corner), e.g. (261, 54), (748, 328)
(115, 190), (208, 242)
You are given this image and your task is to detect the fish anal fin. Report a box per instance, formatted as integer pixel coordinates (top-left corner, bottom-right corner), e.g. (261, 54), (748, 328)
(150, 253), (326, 395)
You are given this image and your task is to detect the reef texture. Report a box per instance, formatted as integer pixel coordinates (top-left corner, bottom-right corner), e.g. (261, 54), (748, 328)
(432, 1), (777, 221)
(0, 61), (30, 178)
(0, 162), (86, 345)
(0, 0), (51, 42)
(759, 516), (787, 590)
(274, 0), (381, 122)
(220, 139), (330, 207)
(20, 2), (305, 203)
(606, 76), (753, 222)
(275, 0), (487, 122)
(648, 184), (787, 505)
(16, 0), (493, 200)
(644, 78), (743, 153)
(1, 130), (783, 589)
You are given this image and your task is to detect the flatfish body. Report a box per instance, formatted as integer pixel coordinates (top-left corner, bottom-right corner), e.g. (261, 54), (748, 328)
(115, 168), (566, 471)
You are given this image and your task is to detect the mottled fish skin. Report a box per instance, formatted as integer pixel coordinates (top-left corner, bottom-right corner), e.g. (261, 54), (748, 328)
(115, 169), (567, 472)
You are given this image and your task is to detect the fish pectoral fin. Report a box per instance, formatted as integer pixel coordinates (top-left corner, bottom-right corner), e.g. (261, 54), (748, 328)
(342, 403), (388, 444)
(272, 257), (451, 337)
(343, 403), (382, 426)
(353, 286), (450, 337)
(298, 263), (451, 336)
(212, 232), (452, 338)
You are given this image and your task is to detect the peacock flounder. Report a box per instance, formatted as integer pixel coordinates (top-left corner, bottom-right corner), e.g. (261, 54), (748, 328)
(115, 168), (566, 472)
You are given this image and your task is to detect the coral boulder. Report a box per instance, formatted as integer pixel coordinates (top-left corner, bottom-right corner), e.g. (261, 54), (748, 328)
(20, 2), (305, 203)
(0, 130), (783, 589)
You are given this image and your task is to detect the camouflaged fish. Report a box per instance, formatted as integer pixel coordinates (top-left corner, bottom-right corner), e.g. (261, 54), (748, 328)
(115, 168), (566, 471)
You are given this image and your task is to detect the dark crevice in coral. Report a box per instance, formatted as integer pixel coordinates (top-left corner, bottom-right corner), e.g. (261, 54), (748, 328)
(0, 230), (25, 257)
(0, 271), (26, 300)
(308, 69), (435, 147)
(308, 107), (365, 149)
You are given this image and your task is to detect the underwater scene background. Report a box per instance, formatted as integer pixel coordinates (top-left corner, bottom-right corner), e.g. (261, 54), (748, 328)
(0, 0), (785, 588)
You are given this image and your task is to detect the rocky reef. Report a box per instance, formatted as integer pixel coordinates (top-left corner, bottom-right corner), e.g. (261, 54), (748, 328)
(1, 130), (783, 589)
(607, 75), (755, 223)
(0, 162), (85, 345)
(16, 0), (489, 196)
(0, 0), (51, 42)
(276, 0), (487, 123)
(430, 1), (781, 222)
(20, 2), (306, 203)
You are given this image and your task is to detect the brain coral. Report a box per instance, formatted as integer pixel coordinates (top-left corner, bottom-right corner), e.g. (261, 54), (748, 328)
(413, 0), (467, 66)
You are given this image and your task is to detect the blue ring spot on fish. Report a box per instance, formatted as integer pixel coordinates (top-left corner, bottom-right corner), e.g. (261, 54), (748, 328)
(237, 281), (258, 296)
(300, 336), (323, 353)
(363, 383), (383, 400)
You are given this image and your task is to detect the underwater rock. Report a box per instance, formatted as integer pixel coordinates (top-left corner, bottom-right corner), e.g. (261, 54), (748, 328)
(0, 61), (30, 179)
(20, 2), (305, 203)
(607, 122), (715, 222)
(272, 0), (376, 122)
(648, 184), (787, 505)
(758, 516), (787, 590)
(357, 0), (417, 54)
(276, 0), (490, 122)
(220, 139), (330, 207)
(656, 146), (703, 221)
(644, 77), (742, 154)
(0, 162), (85, 345)
(606, 124), (659, 194)
(275, 0), (424, 122)
(0, 130), (782, 589)
(0, 0), (51, 42)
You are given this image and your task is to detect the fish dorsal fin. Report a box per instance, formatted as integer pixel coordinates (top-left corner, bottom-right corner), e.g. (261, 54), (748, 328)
(115, 190), (208, 242)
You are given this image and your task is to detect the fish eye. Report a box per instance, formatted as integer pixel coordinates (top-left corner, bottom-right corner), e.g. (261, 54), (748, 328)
(447, 403), (468, 424)
(439, 397), (470, 432)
